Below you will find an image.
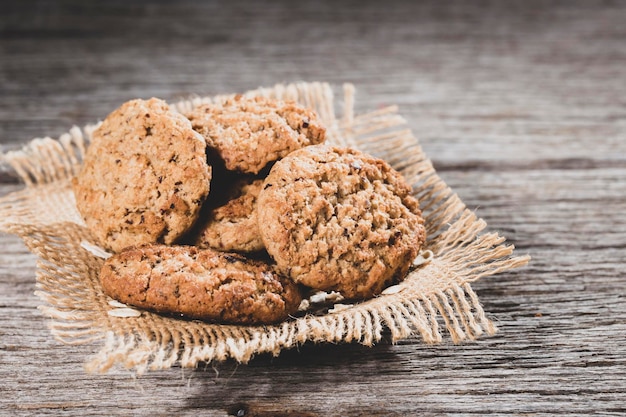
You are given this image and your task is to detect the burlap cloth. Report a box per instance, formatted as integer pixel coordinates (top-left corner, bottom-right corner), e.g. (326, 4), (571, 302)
(0, 82), (529, 374)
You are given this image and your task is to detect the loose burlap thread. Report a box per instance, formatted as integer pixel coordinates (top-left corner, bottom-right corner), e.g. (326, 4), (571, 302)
(0, 82), (530, 374)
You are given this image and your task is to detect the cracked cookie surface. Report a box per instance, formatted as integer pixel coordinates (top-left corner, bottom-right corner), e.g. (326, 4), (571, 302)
(257, 145), (427, 300)
(100, 244), (302, 324)
(73, 98), (212, 253)
(185, 95), (326, 174)
(192, 176), (265, 253)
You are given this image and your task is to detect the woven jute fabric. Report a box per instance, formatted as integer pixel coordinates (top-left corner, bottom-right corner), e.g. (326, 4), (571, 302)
(0, 82), (530, 374)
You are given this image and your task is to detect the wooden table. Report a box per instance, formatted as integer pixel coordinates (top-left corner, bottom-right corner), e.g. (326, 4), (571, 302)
(1, 1), (624, 415)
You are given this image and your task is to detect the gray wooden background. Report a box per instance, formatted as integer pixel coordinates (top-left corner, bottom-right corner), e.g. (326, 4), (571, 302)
(1, 1), (625, 416)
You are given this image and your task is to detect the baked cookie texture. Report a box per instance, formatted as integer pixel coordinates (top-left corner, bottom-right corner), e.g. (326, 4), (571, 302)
(73, 98), (212, 253)
(185, 95), (326, 174)
(192, 177), (265, 253)
(100, 245), (302, 324)
(257, 145), (427, 300)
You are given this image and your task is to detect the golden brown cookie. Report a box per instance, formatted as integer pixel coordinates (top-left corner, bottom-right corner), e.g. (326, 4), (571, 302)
(192, 177), (265, 253)
(185, 95), (326, 174)
(73, 98), (212, 253)
(100, 244), (302, 325)
(257, 145), (426, 300)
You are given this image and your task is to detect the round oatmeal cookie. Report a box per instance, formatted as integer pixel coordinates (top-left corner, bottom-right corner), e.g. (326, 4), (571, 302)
(73, 98), (212, 253)
(185, 95), (326, 174)
(100, 245), (302, 324)
(192, 177), (265, 253)
(257, 145), (427, 300)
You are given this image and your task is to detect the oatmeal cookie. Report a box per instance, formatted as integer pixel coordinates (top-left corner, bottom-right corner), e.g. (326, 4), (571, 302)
(257, 145), (426, 300)
(185, 95), (326, 174)
(73, 98), (212, 253)
(100, 244), (302, 324)
(192, 177), (265, 253)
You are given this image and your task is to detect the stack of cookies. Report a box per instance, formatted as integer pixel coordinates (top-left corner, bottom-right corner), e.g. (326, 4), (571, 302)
(72, 95), (426, 325)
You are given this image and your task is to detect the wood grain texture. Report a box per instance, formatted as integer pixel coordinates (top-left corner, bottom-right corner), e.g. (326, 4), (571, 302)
(1, 1), (625, 416)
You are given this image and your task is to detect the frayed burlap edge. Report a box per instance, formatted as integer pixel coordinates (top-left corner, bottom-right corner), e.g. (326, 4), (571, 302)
(0, 81), (530, 374)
